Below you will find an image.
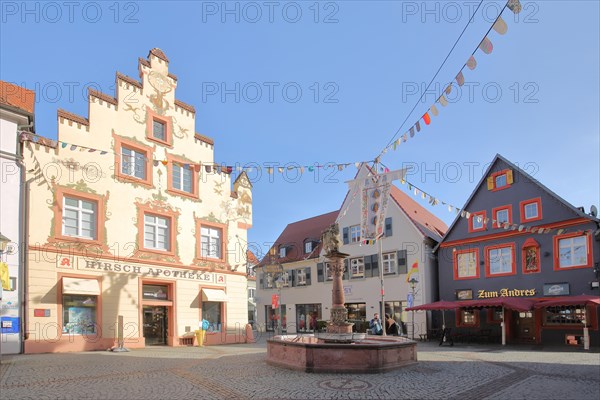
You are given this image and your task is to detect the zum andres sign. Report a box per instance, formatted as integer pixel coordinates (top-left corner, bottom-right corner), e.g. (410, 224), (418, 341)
(477, 288), (536, 299)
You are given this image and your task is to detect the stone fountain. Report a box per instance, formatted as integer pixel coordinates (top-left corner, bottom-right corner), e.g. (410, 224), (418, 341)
(266, 223), (418, 373)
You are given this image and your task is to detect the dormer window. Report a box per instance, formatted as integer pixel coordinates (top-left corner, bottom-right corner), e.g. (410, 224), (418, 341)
(304, 240), (313, 254)
(279, 246), (286, 258)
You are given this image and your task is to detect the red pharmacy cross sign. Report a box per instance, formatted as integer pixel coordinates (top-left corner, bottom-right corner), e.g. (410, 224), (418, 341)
(271, 294), (279, 308)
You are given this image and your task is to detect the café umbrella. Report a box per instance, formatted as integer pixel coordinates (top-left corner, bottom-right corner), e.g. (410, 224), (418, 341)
(405, 300), (460, 330)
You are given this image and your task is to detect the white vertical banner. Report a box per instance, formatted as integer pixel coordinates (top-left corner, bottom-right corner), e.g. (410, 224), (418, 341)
(347, 168), (406, 241)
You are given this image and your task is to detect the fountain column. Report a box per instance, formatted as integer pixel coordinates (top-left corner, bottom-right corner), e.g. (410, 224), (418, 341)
(326, 251), (354, 334)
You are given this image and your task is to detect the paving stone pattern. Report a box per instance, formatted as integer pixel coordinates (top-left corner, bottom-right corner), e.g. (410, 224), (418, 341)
(1, 340), (599, 399)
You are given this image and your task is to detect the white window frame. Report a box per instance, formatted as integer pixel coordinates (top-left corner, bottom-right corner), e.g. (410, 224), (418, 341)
(350, 257), (364, 278)
(325, 262), (333, 281)
(173, 163), (193, 193)
(248, 288), (255, 300)
(62, 196), (97, 239)
(279, 247), (286, 258)
(489, 246), (513, 275)
(472, 214), (484, 230)
(496, 209), (509, 225)
(558, 236), (588, 268)
(350, 225), (361, 243)
(524, 202), (539, 220)
(457, 251), (477, 278)
(265, 273), (274, 289)
(304, 241), (312, 254)
(121, 146), (146, 179)
(144, 214), (170, 251)
(382, 252), (397, 274)
(495, 174), (507, 188)
(296, 269), (307, 286)
(201, 226), (222, 259)
(281, 271), (290, 287)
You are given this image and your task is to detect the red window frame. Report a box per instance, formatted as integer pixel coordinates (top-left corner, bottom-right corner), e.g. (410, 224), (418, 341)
(166, 152), (200, 200)
(468, 211), (487, 233)
(520, 197), (542, 223)
(492, 205), (512, 229)
(522, 238), (541, 274)
(195, 219), (228, 265)
(113, 133), (154, 188)
(453, 248), (480, 280)
(135, 203), (179, 258)
(553, 232), (593, 271)
(484, 243), (516, 278)
(53, 187), (107, 247)
(146, 107), (173, 147)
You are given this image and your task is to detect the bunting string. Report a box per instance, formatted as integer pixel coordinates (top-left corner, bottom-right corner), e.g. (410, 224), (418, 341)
(19, 133), (374, 179)
(376, 0), (520, 160)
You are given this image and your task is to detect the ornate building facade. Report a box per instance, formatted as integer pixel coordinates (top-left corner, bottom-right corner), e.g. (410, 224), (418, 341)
(22, 49), (253, 353)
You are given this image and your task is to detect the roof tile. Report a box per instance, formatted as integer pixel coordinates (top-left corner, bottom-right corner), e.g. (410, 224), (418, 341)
(0, 81), (35, 115)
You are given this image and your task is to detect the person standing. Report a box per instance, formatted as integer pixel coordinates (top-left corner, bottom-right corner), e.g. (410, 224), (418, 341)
(369, 313), (383, 335)
(385, 313), (399, 336)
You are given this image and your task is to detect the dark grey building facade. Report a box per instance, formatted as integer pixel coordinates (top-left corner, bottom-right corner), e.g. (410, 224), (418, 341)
(435, 154), (600, 347)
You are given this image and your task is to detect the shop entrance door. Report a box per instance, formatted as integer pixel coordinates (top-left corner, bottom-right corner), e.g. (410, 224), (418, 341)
(514, 311), (535, 343)
(143, 306), (168, 345)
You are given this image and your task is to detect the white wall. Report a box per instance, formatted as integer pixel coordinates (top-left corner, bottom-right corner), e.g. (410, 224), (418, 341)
(0, 110), (26, 354)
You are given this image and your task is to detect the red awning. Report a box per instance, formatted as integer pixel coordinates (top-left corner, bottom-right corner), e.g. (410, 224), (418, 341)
(457, 297), (535, 312)
(534, 294), (600, 309)
(405, 300), (460, 311)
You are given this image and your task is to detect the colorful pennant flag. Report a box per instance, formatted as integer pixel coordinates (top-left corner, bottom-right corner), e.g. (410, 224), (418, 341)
(423, 112), (431, 125)
(456, 71), (465, 86)
(406, 261), (419, 283)
(508, 0), (522, 14)
(493, 16), (508, 35)
(479, 36), (493, 54)
(467, 55), (477, 70)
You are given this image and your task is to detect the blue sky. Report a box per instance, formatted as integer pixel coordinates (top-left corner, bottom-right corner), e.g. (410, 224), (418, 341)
(2, 1), (599, 259)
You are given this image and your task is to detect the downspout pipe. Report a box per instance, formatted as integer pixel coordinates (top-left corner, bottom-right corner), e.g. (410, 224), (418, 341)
(16, 126), (32, 354)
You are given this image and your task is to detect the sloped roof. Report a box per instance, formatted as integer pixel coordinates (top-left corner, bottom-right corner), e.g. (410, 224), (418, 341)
(434, 153), (600, 250)
(247, 250), (259, 265)
(389, 185), (448, 241)
(0, 81), (35, 115)
(258, 210), (339, 266)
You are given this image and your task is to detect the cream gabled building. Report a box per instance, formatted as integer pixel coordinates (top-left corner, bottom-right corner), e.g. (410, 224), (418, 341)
(23, 49), (253, 353)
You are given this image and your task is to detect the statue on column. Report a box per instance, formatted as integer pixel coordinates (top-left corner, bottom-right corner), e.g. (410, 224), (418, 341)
(321, 223), (340, 256)
(321, 223), (353, 336)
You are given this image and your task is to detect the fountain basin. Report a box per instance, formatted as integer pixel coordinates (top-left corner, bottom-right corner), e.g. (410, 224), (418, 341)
(267, 335), (417, 373)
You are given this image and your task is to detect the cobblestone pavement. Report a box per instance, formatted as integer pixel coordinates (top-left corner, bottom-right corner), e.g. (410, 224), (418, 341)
(1, 339), (599, 400)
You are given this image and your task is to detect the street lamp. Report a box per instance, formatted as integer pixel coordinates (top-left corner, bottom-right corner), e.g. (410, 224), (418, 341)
(408, 276), (419, 340)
